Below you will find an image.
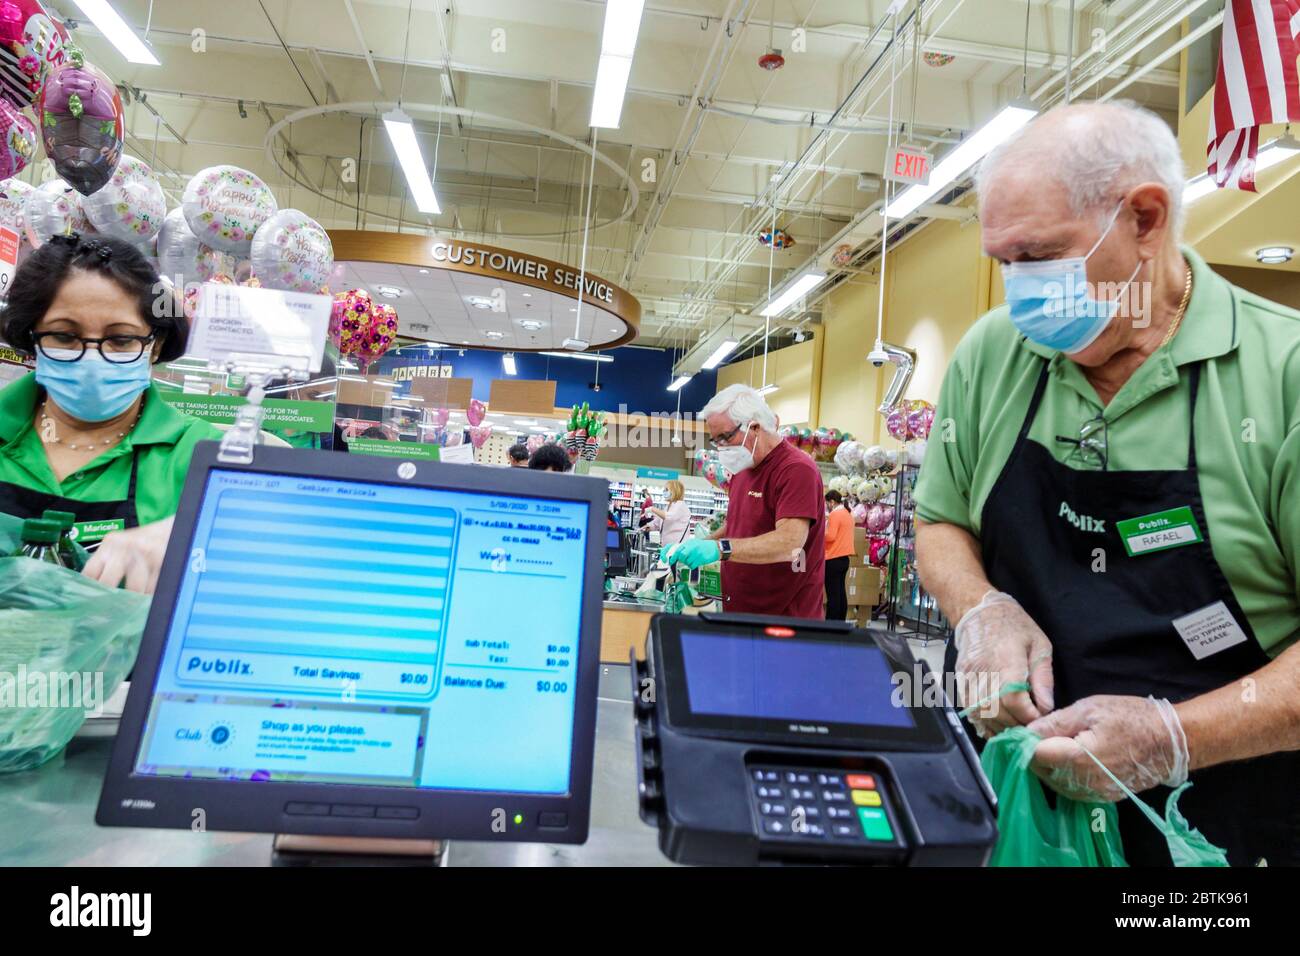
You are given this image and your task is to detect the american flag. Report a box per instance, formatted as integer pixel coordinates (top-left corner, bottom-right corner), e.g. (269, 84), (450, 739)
(1207, 0), (1300, 191)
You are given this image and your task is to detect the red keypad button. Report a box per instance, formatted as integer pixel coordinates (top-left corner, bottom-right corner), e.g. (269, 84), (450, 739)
(846, 774), (876, 790)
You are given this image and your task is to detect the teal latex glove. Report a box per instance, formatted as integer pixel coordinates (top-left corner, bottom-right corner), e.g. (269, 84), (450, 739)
(664, 539), (720, 570)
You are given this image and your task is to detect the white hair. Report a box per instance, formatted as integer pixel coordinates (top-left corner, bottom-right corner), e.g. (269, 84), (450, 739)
(976, 100), (1187, 236)
(700, 384), (778, 433)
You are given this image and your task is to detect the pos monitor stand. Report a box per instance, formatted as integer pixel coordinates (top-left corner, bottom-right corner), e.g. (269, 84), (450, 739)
(96, 441), (609, 867)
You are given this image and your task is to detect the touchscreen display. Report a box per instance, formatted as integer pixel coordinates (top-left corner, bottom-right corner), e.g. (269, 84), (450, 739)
(606, 529), (621, 549)
(679, 631), (913, 728)
(134, 469), (589, 794)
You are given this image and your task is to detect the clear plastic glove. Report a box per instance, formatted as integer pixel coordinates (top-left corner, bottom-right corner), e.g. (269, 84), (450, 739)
(953, 590), (1055, 738)
(1028, 694), (1190, 803)
(664, 538), (720, 570)
(81, 516), (175, 595)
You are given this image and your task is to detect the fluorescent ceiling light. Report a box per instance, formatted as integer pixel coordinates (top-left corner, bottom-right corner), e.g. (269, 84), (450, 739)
(513, 419), (537, 426)
(667, 375), (692, 392)
(71, 0), (159, 65)
(700, 338), (740, 370)
(383, 108), (441, 214)
(540, 350), (613, 363)
(1256, 246), (1294, 264)
(1184, 137), (1300, 204)
(502, 353), (517, 376)
(589, 0), (646, 128)
(761, 272), (826, 318)
(884, 102), (1038, 221)
(757, 383), (780, 396)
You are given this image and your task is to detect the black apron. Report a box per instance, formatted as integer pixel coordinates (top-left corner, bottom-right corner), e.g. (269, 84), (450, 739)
(954, 359), (1300, 866)
(0, 446), (141, 539)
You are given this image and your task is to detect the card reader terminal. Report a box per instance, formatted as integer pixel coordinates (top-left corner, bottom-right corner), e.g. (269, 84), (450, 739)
(632, 613), (997, 866)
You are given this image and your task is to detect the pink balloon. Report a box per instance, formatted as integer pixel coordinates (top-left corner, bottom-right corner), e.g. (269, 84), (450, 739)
(429, 407), (449, 428)
(469, 424), (493, 449)
(868, 536), (891, 567)
(467, 399), (486, 427)
(886, 406), (910, 442)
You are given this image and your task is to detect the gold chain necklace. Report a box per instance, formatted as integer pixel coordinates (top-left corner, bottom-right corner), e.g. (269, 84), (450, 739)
(39, 402), (143, 452)
(1160, 260), (1194, 348)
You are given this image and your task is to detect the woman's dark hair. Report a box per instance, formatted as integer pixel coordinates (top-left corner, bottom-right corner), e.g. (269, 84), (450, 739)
(357, 425), (390, 440)
(1, 232), (187, 362)
(825, 490), (843, 504)
(528, 442), (571, 472)
(508, 443), (529, 463)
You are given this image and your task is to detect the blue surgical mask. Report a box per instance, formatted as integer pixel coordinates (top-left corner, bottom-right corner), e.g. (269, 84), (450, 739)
(1001, 201), (1143, 354)
(35, 349), (153, 423)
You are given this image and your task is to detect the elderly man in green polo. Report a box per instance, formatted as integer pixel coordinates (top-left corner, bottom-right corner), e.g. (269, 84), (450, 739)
(914, 101), (1300, 866)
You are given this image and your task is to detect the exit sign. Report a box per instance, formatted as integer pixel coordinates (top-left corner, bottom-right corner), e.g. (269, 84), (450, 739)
(887, 145), (932, 186)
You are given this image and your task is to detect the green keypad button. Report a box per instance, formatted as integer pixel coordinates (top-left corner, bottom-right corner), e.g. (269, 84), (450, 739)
(857, 807), (894, 842)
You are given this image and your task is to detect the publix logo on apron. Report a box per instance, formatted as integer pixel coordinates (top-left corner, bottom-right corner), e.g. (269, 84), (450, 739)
(1058, 500), (1106, 533)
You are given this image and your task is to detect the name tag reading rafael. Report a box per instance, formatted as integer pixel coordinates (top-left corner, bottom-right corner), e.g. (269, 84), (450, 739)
(1115, 506), (1203, 557)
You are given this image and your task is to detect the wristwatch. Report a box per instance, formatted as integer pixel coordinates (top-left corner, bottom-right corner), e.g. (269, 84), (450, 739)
(718, 539), (733, 561)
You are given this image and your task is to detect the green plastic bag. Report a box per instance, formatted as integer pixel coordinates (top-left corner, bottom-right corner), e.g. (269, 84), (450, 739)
(982, 727), (1229, 867)
(982, 727), (1127, 867)
(0, 556), (149, 773)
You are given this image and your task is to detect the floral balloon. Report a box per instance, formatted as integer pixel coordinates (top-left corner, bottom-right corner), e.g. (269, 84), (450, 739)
(862, 444), (889, 474)
(0, 98), (35, 180)
(329, 288), (375, 357)
(355, 301), (398, 367)
(37, 48), (124, 195)
(885, 405), (910, 442)
(182, 164), (278, 256)
(21, 177), (90, 246)
(868, 536), (891, 568)
(82, 154), (165, 243)
(468, 424), (493, 449)
(851, 503), (868, 526)
(250, 208), (334, 293)
(157, 207), (233, 288)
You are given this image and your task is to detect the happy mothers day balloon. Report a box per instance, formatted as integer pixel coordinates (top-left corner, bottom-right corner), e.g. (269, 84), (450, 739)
(157, 207), (234, 287)
(182, 164), (278, 256)
(21, 177), (90, 246)
(82, 154), (165, 244)
(250, 208), (334, 293)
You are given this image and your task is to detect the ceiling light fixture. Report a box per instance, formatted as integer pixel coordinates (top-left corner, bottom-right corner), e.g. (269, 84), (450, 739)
(590, 0), (646, 128)
(377, 285), (403, 298)
(467, 296), (496, 310)
(539, 350), (613, 363)
(700, 338), (740, 370)
(761, 272), (826, 317)
(1256, 246), (1294, 264)
(1185, 136), (1300, 203)
(884, 100), (1038, 221)
(484, 330), (506, 340)
(71, 0), (160, 65)
(757, 383), (780, 396)
(383, 107), (441, 214)
(502, 352), (518, 375)
(667, 374), (692, 392)
(516, 319), (546, 331)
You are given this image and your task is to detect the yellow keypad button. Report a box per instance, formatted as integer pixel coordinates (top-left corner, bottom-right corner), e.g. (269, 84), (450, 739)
(851, 789), (882, 807)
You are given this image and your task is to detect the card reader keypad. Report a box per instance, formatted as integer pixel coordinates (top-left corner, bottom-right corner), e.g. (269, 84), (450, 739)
(750, 766), (898, 845)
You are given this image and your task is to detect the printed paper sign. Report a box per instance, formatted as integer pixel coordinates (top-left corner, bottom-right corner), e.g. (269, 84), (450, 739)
(186, 284), (332, 373)
(0, 226), (18, 296)
(348, 438), (442, 461)
(1171, 601), (1250, 661)
(1116, 506), (1203, 557)
(439, 443), (475, 464)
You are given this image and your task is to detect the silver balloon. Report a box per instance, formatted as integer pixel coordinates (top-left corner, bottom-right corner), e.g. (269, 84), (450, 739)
(22, 178), (93, 247)
(249, 209), (333, 293)
(875, 342), (917, 414)
(83, 155), (166, 245)
(157, 207), (234, 288)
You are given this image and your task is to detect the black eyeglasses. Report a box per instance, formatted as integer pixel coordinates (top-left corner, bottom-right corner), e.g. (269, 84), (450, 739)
(1056, 415), (1108, 470)
(33, 331), (155, 364)
(708, 423), (747, 450)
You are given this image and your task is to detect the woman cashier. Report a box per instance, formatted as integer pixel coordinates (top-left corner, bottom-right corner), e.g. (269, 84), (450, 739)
(0, 233), (220, 593)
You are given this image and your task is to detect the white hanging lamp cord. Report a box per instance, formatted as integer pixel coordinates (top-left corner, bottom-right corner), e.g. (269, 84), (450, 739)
(571, 128), (600, 344)
(874, 6), (904, 354)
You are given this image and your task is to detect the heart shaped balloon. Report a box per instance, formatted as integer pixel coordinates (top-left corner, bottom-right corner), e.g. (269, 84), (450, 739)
(467, 399), (486, 427)
(329, 288), (375, 356)
(469, 424), (493, 449)
(429, 407), (450, 428)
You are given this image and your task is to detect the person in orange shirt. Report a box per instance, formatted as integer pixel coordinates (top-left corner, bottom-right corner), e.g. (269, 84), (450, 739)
(823, 490), (855, 621)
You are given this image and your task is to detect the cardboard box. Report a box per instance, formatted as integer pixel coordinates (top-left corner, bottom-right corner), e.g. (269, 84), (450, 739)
(845, 566), (883, 606)
(851, 605), (875, 627)
(853, 527), (868, 555)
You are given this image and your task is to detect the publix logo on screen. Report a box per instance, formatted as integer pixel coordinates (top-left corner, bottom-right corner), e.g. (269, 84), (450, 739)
(1058, 501), (1106, 534)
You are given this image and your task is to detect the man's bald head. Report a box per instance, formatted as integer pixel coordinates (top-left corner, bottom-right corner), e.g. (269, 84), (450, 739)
(976, 100), (1187, 236)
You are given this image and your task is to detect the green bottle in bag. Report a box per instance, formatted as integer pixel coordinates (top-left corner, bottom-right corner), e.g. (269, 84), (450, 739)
(12, 519), (69, 568)
(42, 510), (78, 567)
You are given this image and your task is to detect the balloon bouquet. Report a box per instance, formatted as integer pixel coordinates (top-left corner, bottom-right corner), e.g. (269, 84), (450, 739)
(693, 447), (731, 494)
(564, 403), (606, 462)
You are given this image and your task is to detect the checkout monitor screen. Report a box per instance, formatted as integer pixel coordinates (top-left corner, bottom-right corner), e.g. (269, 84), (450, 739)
(133, 469), (590, 795)
(680, 631), (914, 729)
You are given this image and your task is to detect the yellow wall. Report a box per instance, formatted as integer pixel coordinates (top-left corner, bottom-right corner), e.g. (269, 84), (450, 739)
(716, 336), (822, 427)
(817, 211), (991, 442)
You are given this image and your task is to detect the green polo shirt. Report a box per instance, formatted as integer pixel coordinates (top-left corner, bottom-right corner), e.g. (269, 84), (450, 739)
(915, 248), (1300, 657)
(0, 375), (222, 527)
